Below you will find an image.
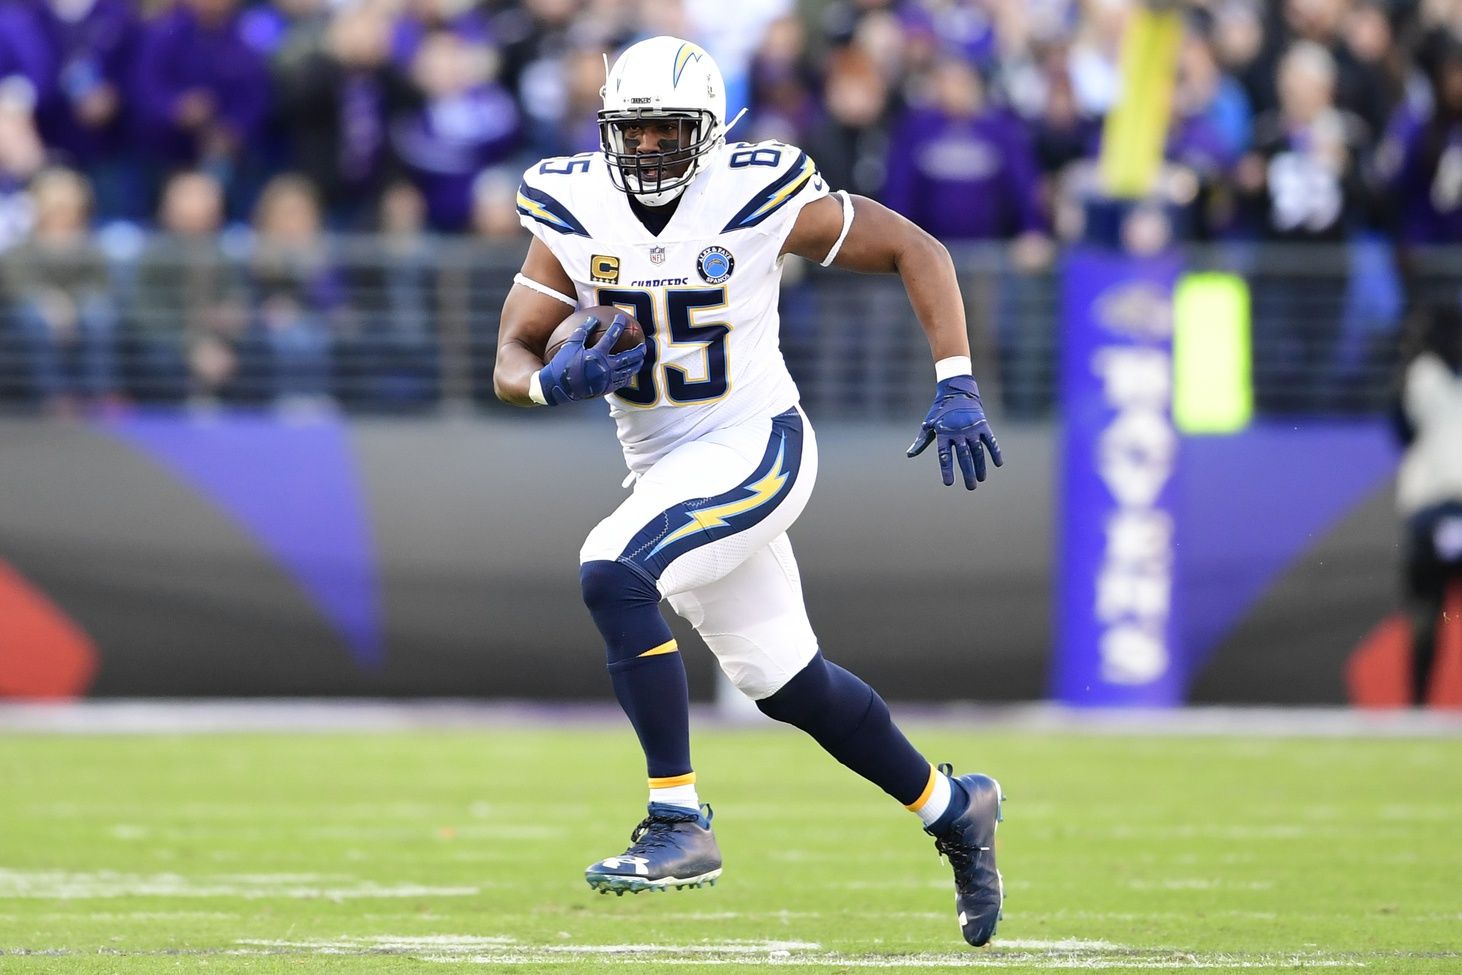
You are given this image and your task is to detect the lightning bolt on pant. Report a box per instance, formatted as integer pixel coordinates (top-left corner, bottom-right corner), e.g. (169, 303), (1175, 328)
(579, 406), (820, 700)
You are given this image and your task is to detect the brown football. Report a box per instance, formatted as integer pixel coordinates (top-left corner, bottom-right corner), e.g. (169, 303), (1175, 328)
(543, 305), (646, 362)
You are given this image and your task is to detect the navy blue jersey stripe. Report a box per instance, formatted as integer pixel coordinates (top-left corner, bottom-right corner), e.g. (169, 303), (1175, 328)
(720, 152), (816, 233)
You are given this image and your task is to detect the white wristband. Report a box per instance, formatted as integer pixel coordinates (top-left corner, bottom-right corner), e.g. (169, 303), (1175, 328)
(513, 273), (577, 308)
(528, 370), (548, 405)
(934, 356), (973, 382)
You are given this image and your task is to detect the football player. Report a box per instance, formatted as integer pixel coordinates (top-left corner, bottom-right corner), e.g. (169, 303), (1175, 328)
(494, 36), (1006, 947)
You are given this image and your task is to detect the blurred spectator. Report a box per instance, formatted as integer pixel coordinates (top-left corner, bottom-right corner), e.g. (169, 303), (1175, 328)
(0, 3), (54, 246)
(390, 30), (519, 231)
(247, 174), (343, 404)
(128, 170), (247, 404)
(685, 0), (791, 120)
(0, 79), (48, 249)
(1380, 31), (1462, 245)
(1343, 1), (1404, 128)
(897, 0), (1004, 71)
(337, 180), (438, 410)
(1161, 33), (1244, 238)
(1238, 41), (1369, 242)
(1066, 0), (1127, 117)
(392, 0), (495, 69)
(238, 0), (331, 66)
(32, 0), (139, 220)
(1245, 0), (1395, 136)
(1241, 42), (1372, 413)
(1030, 47), (1096, 181)
(275, 1), (420, 228)
(0, 2), (56, 109)
(130, 0), (270, 210)
(471, 167), (521, 239)
(0, 167), (117, 413)
(556, 46), (610, 154)
(494, 0), (582, 158)
(1179, 31), (1253, 166)
(746, 15), (819, 145)
(805, 47), (891, 198)
(882, 58), (1046, 244)
(1393, 303), (1462, 706)
(1212, 0), (1268, 111)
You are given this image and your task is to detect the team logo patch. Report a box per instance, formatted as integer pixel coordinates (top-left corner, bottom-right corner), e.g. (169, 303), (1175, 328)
(696, 246), (734, 285)
(590, 254), (621, 284)
(649, 246), (666, 265)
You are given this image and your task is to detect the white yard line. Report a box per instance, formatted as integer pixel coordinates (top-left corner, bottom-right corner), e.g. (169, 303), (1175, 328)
(0, 869), (483, 900)
(223, 935), (1372, 969)
(1, 700), (1459, 737)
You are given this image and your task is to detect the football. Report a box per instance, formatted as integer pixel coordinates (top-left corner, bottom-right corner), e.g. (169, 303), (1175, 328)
(543, 305), (646, 363)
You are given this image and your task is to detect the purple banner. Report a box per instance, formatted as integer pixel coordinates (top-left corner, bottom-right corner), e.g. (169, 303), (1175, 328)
(1055, 248), (1184, 706)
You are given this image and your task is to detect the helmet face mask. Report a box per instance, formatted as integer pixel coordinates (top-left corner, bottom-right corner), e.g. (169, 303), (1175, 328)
(598, 37), (728, 207)
(598, 109), (718, 205)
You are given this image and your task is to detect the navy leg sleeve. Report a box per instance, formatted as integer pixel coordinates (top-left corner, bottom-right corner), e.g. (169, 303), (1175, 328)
(580, 559), (691, 781)
(756, 651), (930, 806)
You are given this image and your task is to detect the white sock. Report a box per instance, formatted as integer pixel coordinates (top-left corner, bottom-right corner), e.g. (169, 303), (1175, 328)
(649, 783), (700, 811)
(912, 771), (953, 828)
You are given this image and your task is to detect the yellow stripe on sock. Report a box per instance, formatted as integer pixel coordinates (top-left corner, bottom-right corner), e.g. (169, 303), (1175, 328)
(649, 772), (697, 789)
(638, 639), (679, 657)
(904, 764), (939, 811)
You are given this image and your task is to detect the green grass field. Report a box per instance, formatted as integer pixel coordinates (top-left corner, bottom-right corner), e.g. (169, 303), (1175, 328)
(1, 724), (1459, 973)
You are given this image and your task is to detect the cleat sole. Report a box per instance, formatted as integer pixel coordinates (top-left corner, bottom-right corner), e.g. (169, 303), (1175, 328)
(585, 867), (722, 895)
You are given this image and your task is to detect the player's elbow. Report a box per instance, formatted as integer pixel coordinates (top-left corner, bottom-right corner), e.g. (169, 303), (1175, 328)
(492, 368), (512, 405)
(492, 344), (535, 408)
(895, 224), (953, 277)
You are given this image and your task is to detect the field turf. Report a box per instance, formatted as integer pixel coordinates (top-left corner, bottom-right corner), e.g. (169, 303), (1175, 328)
(1, 724), (1459, 973)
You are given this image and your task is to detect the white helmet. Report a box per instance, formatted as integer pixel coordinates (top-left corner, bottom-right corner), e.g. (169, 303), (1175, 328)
(599, 36), (728, 207)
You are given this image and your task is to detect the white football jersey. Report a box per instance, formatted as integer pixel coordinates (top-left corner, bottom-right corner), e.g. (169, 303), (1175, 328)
(517, 141), (830, 474)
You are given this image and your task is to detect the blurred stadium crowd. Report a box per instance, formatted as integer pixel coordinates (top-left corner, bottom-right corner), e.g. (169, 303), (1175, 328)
(2, 0), (1462, 412)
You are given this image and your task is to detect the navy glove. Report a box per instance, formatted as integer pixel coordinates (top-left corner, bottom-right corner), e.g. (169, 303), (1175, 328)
(537, 312), (647, 406)
(906, 375), (1004, 490)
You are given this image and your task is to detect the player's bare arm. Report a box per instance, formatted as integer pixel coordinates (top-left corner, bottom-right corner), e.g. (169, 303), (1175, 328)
(783, 193), (1003, 490)
(493, 239), (577, 407)
(782, 194), (970, 363)
(495, 239), (645, 408)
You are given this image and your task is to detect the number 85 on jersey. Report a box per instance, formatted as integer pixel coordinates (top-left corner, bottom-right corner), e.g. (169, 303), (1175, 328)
(597, 285), (731, 407)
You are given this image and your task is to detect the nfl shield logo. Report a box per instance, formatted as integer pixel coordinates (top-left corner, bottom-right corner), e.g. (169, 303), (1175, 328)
(649, 246), (666, 265)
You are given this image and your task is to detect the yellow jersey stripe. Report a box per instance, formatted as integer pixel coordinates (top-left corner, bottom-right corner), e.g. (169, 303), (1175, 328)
(515, 192), (567, 228)
(747, 158), (814, 222)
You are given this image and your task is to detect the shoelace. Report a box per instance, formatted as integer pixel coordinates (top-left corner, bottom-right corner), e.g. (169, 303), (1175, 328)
(933, 834), (977, 870)
(626, 814), (694, 852)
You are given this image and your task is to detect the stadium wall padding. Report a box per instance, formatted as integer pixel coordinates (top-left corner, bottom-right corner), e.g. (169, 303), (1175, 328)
(0, 414), (1397, 702)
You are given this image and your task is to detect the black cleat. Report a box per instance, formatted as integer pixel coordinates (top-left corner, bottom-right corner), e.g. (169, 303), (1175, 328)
(928, 763), (1004, 946)
(585, 803), (722, 894)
